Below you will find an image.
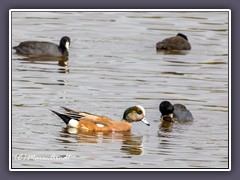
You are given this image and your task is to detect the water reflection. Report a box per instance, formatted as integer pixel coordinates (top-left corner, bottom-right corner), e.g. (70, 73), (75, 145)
(161, 71), (185, 76)
(15, 55), (68, 64)
(120, 133), (143, 155)
(159, 121), (173, 132)
(60, 129), (143, 155)
(57, 66), (69, 74)
(58, 59), (68, 67)
(14, 56), (69, 73)
(14, 53), (69, 68)
(156, 50), (190, 55)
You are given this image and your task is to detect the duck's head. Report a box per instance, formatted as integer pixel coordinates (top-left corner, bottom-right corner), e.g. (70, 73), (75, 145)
(123, 105), (150, 126)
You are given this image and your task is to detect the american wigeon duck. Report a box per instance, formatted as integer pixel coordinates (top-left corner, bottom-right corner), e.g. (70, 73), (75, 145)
(13, 36), (70, 57)
(156, 33), (191, 50)
(159, 101), (194, 124)
(51, 105), (150, 132)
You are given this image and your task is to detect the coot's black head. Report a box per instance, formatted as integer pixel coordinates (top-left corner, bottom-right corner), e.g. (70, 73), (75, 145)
(159, 101), (174, 116)
(177, 33), (188, 41)
(59, 36), (71, 50)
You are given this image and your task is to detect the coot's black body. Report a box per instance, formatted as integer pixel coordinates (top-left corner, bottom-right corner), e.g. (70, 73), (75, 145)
(159, 101), (193, 122)
(13, 36), (70, 57)
(156, 33), (191, 50)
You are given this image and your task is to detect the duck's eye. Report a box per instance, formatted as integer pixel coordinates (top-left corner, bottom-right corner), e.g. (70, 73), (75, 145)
(137, 110), (142, 114)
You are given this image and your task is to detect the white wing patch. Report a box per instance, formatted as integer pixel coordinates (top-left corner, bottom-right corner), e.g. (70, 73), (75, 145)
(96, 123), (104, 128)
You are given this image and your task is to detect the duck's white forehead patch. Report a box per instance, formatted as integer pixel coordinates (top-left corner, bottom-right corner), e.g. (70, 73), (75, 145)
(65, 42), (70, 50)
(96, 123), (104, 128)
(136, 105), (145, 116)
(68, 119), (78, 128)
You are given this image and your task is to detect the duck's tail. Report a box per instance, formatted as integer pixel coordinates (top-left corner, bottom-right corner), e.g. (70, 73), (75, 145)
(50, 110), (71, 125)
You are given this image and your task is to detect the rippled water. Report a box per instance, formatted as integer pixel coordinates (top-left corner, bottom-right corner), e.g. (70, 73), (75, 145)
(11, 10), (229, 169)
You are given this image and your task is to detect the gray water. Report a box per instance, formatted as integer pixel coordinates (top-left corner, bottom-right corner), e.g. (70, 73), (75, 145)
(11, 11), (229, 169)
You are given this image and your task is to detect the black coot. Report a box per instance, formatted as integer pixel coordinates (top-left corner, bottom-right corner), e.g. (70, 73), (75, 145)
(156, 33), (191, 50)
(13, 36), (70, 57)
(159, 101), (193, 122)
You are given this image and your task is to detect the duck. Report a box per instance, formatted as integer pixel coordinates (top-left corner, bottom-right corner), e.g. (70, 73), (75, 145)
(159, 101), (193, 124)
(13, 36), (70, 57)
(156, 33), (191, 50)
(51, 105), (150, 132)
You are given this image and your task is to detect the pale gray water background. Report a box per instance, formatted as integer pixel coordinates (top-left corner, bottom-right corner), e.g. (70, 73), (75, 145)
(11, 11), (229, 169)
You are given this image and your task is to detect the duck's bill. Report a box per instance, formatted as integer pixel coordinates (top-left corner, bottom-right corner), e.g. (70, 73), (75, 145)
(141, 118), (150, 126)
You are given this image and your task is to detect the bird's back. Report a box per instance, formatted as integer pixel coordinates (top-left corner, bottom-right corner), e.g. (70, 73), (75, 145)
(13, 41), (62, 57)
(173, 104), (193, 122)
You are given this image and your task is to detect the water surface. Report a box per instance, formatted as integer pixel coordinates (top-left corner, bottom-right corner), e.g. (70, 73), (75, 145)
(11, 11), (229, 169)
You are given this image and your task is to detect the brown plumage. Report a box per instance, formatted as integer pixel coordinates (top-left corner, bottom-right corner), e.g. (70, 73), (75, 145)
(51, 105), (150, 132)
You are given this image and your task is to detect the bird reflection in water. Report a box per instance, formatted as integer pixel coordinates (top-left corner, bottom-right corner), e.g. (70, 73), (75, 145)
(120, 132), (143, 155)
(16, 56), (68, 64)
(16, 56), (70, 73)
(156, 49), (189, 55)
(60, 128), (143, 155)
(159, 116), (174, 132)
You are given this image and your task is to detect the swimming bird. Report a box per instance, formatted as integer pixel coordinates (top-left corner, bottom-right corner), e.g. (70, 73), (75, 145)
(156, 33), (191, 50)
(159, 101), (193, 123)
(51, 105), (150, 132)
(13, 36), (70, 57)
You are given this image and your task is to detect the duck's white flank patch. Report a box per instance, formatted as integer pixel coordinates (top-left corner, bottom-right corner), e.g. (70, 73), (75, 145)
(65, 42), (70, 50)
(68, 119), (78, 128)
(96, 123), (104, 128)
(136, 105), (145, 116)
(67, 128), (78, 134)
